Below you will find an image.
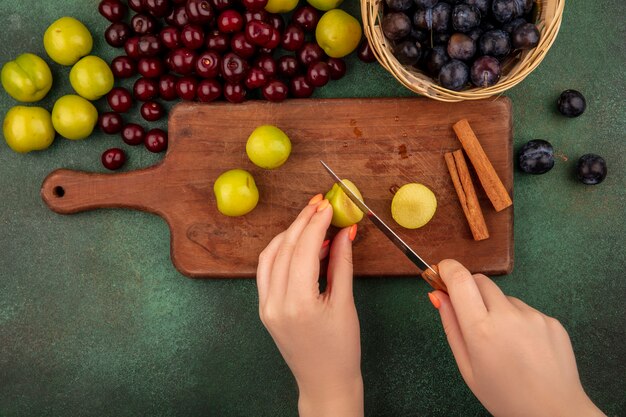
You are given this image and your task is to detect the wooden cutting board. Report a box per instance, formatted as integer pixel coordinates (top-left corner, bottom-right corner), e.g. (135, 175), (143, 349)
(41, 98), (513, 278)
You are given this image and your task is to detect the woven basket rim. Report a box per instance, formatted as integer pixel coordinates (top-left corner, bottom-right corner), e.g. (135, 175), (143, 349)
(361, 0), (565, 102)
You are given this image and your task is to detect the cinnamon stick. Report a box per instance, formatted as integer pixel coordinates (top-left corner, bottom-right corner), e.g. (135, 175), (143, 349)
(445, 150), (490, 241)
(452, 119), (512, 212)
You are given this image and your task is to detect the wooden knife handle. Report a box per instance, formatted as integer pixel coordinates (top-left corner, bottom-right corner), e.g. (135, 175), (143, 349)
(41, 168), (165, 215)
(421, 264), (448, 293)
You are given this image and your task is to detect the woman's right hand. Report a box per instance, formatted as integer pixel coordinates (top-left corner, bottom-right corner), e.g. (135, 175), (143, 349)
(430, 259), (605, 417)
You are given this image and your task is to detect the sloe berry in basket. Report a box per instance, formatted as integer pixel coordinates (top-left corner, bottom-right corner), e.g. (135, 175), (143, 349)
(385, 0), (412, 12)
(492, 0), (520, 23)
(412, 8), (432, 31)
(432, 2), (452, 32)
(467, 27), (484, 42)
(381, 0), (542, 91)
(414, 0), (439, 8)
(425, 45), (450, 76)
(471, 55), (501, 87)
(479, 29), (511, 57)
(502, 17), (526, 34)
(511, 23), (540, 49)
(465, 0), (491, 16)
(394, 40), (422, 66)
(447, 33), (476, 61)
(382, 12), (412, 40)
(452, 4), (481, 33)
(438, 59), (469, 91)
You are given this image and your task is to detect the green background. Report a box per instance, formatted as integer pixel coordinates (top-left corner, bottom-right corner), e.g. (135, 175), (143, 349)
(1, 0), (624, 416)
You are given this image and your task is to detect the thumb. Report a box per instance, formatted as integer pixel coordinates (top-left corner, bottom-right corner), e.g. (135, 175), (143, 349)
(326, 224), (357, 302)
(430, 290), (474, 386)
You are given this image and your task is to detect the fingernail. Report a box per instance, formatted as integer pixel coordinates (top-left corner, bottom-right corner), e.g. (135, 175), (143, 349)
(322, 239), (330, 248)
(428, 292), (441, 309)
(308, 194), (323, 205)
(348, 224), (358, 241)
(316, 199), (330, 212)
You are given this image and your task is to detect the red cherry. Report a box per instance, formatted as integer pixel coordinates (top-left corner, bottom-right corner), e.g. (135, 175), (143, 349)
(105, 22), (132, 47)
(277, 55), (300, 78)
(181, 24), (205, 49)
(205, 31), (230, 52)
(266, 13), (284, 32)
(327, 57), (346, 80)
(131, 13), (158, 35)
(292, 6), (319, 32)
(160, 26), (181, 49)
(133, 77), (159, 101)
(297, 42), (326, 66)
(107, 87), (133, 113)
(217, 10), (244, 33)
(98, 112), (124, 134)
(166, 48), (197, 74)
(211, 0), (234, 11)
(245, 20), (273, 46)
(176, 76), (198, 100)
(144, 0), (172, 17)
(99, 0), (127, 22)
(121, 123), (146, 146)
(289, 75), (314, 98)
(111, 56), (137, 78)
(138, 57), (164, 78)
(244, 10), (268, 24)
(124, 36), (141, 59)
(137, 34), (162, 57)
(144, 128), (168, 153)
(102, 148), (126, 170)
(253, 54), (276, 77)
(197, 79), (222, 102)
(306, 61), (330, 87)
(196, 51), (221, 78)
(281, 24), (305, 51)
(262, 80), (288, 102)
(262, 27), (280, 49)
(242, 0), (267, 11)
(140, 101), (165, 121)
(186, 0), (214, 24)
(221, 52), (250, 83)
(159, 74), (179, 100)
(128, 0), (144, 12)
(230, 33), (256, 59)
(165, 5), (189, 27)
(244, 67), (267, 89)
(223, 82), (247, 103)
(357, 39), (377, 63)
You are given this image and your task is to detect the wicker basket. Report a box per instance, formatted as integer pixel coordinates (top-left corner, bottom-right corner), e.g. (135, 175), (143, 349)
(361, 0), (565, 102)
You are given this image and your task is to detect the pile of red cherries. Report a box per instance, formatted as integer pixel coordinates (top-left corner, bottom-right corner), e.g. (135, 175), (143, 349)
(96, 0), (376, 169)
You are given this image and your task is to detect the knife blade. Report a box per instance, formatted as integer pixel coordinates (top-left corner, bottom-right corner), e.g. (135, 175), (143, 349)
(320, 160), (447, 292)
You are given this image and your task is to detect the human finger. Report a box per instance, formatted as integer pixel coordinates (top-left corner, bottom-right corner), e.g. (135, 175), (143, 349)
(269, 195), (325, 299)
(438, 259), (488, 329)
(287, 200), (334, 299)
(326, 224), (357, 302)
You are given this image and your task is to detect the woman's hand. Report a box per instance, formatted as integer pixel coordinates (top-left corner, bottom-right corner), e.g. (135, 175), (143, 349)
(256, 195), (363, 417)
(430, 259), (605, 417)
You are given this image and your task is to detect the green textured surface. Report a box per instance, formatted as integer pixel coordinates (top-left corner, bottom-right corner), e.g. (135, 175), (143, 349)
(0, 0), (624, 416)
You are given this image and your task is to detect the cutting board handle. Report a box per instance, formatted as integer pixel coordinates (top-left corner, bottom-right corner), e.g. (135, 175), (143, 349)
(41, 168), (164, 215)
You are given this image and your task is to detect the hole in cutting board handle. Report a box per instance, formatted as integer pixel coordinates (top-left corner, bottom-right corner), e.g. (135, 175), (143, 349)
(53, 186), (65, 198)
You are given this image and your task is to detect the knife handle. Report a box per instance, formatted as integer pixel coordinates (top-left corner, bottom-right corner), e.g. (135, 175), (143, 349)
(421, 265), (448, 293)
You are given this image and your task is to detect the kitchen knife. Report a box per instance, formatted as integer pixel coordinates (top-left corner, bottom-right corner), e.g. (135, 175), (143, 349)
(320, 160), (447, 292)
